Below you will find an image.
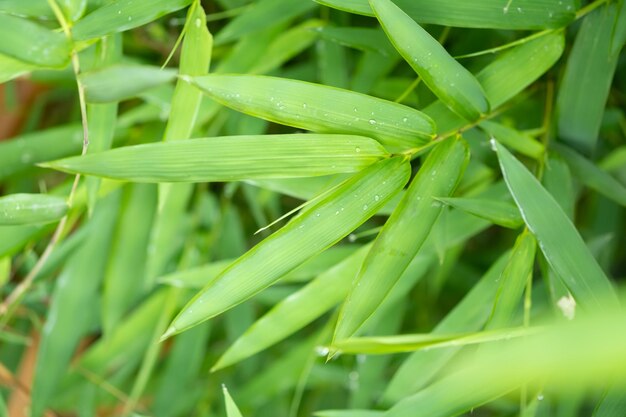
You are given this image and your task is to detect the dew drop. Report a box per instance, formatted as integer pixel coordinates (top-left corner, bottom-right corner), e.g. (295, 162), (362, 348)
(362, 204), (368, 210)
(374, 195), (380, 202)
(315, 346), (330, 356)
(402, 117), (408, 123)
(537, 393), (544, 401)
(195, 18), (201, 27)
(302, 103), (307, 109)
(355, 147), (361, 153)
(369, 119), (377, 125)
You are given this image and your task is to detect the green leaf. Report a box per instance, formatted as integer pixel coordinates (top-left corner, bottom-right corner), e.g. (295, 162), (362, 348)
(223, 385), (244, 417)
(424, 31), (565, 133)
(334, 136), (469, 341)
(215, 0), (316, 45)
(384, 251), (509, 403)
(159, 245), (362, 289)
(480, 121), (544, 159)
(556, 4), (619, 154)
(370, 0), (489, 121)
(331, 326), (535, 354)
(315, 411), (383, 417)
(594, 388), (626, 417)
(0, 0), (54, 19)
(44, 134), (389, 182)
(187, 74), (436, 153)
(316, 27), (395, 56)
(553, 143), (626, 207)
(0, 13), (70, 67)
(71, 0), (193, 41)
(102, 184), (157, 335)
(0, 53), (37, 84)
(494, 141), (619, 310)
(479, 31), (564, 109)
(80, 65), (178, 103)
(486, 230), (536, 329)
(164, 156), (410, 337)
(30, 192), (120, 417)
(212, 246), (371, 371)
(251, 20), (324, 75)
(0, 194), (68, 225)
(436, 196), (523, 229)
(316, 0), (575, 30)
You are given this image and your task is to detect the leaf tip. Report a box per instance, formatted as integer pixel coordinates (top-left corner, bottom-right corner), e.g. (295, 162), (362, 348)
(159, 325), (177, 343)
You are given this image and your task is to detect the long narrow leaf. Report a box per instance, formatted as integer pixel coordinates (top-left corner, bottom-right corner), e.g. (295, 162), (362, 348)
(163, 157), (410, 337)
(334, 136), (469, 341)
(494, 141), (619, 310)
(370, 0), (489, 121)
(0, 194), (68, 225)
(187, 74), (436, 153)
(44, 134), (389, 182)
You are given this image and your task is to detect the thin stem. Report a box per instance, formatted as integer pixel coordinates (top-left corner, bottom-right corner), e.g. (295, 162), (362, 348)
(0, 0), (89, 321)
(576, 0), (611, 20)
(455, 30), (552, 60)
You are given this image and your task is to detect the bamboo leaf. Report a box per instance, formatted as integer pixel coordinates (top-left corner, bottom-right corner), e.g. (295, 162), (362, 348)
(436, 196), (523, 229)
(187, 74), (436, 153)
(102, 184), (157, 335)
(30, 192), (120, 417)
(223, 386), (244, 417)
(480, 121), (544, 159)
(316, 27), (395, 56)
(215, 0), (316, 45)
(388, 311), (626, 417)
(163, 157), (410, 337)
(334, 136), (469, 342)
(478, 32), (564, 109)
(556, 4), (619, 154)
(71, 0), (193, 41)
(332, 327), (536, 355)
(43, 134), (389, 182)
(0, 13), (70, 67)
(251, 20), (324, 75)
(316, 0), (575, 29)
(370, 0), (489, 121)
(553, 143), (626, 207)
(212, 246), (371, 371)
(384, 251), (509, 403)
(0, 194), (68, 225)
(80, 65), (178, 103)
(486, 230), (536, 329)
(424, 31), (565, 134)
(0, 53), (37, 84)
(494, 141), (619, 310)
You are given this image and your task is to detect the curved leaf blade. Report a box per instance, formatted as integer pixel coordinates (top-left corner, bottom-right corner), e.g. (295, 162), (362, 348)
(164, 156), (410, 337)
(80, 65), (178, 103)
(0, 194), (68, 226)
(0, 14), (70, 67)
(187, 74), (436, 153)
(494, 141), (619, 310)
(71, 0), (193, 41)
(334, 136), (469, 342)
(43, 134), (389, 182)
(436, 196), (523, 229)
(316, 0), (575, 30)
(370, 0), (489, 121)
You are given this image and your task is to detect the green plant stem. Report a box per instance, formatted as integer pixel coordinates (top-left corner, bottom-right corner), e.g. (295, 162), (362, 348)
(0, 0), (89, 322)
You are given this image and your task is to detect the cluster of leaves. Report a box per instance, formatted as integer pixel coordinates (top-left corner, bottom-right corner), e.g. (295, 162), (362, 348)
(0, 0), (625, 416)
